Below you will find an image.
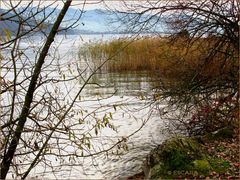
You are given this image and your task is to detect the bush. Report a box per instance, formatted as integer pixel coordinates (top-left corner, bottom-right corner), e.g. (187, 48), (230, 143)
(187, 96), (238, 136)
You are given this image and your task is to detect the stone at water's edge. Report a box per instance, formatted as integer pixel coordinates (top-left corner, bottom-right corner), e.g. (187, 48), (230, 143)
(141, 136), (208, 179)
(137, 126), (235, 179)
(210, 126), (234, 139)
(193, 160), (211, 173)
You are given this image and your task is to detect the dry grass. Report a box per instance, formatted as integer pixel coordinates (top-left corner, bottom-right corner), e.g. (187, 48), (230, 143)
(81, 36), (238, 81)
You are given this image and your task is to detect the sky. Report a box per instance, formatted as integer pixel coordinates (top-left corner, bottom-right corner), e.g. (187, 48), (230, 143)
(0, 0), (124, 10)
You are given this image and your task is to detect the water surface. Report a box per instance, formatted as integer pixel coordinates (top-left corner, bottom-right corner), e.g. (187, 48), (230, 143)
(2, 34), (168, 179)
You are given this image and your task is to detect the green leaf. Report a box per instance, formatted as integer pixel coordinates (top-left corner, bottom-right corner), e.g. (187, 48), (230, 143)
(222, 161), (230, 168)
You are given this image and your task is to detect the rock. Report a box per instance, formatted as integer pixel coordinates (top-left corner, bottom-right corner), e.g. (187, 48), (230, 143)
(211, 126), (234, 139)
(194, 126), (234, 143)
(142, 136), (208, 179)
(139, 128), (236, 179)
(193, 160), (211, 173)
(149, 164), (163, 179)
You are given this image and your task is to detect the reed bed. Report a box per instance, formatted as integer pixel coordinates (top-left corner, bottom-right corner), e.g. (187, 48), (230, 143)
(80, 36), (238, 80)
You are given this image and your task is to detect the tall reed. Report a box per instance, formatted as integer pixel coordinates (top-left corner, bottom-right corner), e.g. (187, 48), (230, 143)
(80, 36), (238, 80)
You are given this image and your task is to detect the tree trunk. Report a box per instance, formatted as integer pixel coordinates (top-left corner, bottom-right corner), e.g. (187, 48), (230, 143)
(0, 1), (72, 179)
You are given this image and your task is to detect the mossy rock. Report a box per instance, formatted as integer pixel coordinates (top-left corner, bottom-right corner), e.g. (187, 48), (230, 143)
(193, 160), (211, 173)
(158, 137), (204, 169)
(195, 126), (234, 143)
(147, 136), (207, 179)
(150, 164), (164, 179)
(144, 134), (234, 179)
(208, 157), (230, 173)
(212, 127), (234, 139)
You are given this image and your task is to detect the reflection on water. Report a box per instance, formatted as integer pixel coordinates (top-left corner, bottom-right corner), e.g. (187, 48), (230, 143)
(84, 71), (160, 97)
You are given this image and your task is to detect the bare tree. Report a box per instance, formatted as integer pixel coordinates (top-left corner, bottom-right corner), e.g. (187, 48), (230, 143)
(0, 1), (74, 178)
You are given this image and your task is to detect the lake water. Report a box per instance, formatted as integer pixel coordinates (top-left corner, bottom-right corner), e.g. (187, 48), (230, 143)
(2, 34), (170, 179)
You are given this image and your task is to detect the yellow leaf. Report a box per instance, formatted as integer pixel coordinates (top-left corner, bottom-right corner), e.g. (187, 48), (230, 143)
(3, 29), (11, 41)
